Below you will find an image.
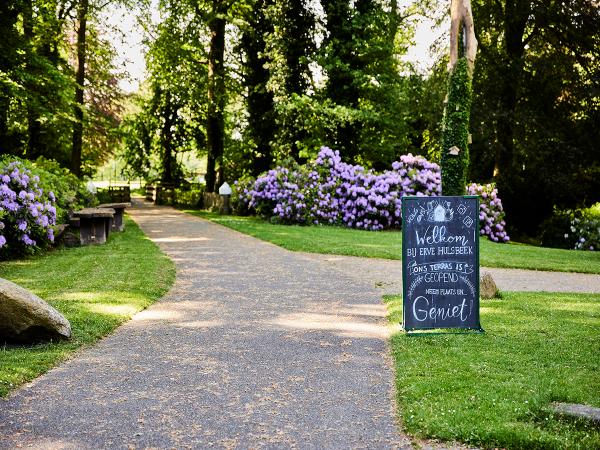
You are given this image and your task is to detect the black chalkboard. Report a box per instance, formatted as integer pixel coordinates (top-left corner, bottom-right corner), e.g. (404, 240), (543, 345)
(402, 196), (482, 331)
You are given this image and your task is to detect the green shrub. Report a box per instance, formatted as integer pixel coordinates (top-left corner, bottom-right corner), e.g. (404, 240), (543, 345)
(174, 185), (204, 208)
(541, 205), (600, 250)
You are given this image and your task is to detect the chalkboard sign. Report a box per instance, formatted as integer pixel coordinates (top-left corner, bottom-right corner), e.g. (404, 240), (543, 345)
(402, 196), (482, 331)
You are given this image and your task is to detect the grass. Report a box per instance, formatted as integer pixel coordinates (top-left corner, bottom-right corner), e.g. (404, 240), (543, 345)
(185, 211), (600, 274)
(0, 216), (175, 397)
(385, 292), (600, 449)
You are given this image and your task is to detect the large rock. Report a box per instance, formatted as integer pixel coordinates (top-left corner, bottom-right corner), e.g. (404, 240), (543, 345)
(480, 272), (499, 299)
(0, 278), (71, 343)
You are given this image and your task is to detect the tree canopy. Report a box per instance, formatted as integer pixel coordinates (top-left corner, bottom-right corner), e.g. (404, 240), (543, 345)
(1, 0), (599, 236)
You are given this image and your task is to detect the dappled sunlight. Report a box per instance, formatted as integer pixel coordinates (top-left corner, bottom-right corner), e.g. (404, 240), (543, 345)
(16, 437), (84, 450)
(480, 307), (513, 315)
(153, 237), (211, 243)
(133, 309), (184, 321)
(60, 292), (108, 302)
(269, 312), (390, 339)
(176, 319), (223, 329)
(58, 291), (146, 306)
(336, 303), (388, 318)
(85, 303), (139, 317)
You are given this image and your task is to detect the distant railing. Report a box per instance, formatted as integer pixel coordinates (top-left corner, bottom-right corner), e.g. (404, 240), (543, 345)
(107, 186), (131, 203)
(143, 184), (223, 211)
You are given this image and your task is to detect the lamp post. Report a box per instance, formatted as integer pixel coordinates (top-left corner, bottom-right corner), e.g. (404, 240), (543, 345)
(218, 182), (232, 215)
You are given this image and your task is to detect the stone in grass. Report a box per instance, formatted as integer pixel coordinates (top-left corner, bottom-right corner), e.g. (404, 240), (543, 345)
(480, 272), (499, 299)
(551, 402), (600, 425)
(0, 278), (71, 343)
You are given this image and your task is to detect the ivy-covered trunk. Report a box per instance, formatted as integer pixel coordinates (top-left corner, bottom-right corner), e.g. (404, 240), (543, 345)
(441, 58), (472, 196)
(441, 0), (477, 196)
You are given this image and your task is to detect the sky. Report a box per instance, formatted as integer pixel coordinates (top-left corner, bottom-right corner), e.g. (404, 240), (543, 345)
(104, 1), (445, 93)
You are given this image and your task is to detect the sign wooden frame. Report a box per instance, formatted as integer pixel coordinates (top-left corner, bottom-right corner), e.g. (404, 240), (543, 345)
(401, 195), (483, 332)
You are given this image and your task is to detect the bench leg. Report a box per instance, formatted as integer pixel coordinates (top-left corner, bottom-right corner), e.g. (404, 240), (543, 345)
(113, 210), (124, 232)
(79, 218), (107, 245)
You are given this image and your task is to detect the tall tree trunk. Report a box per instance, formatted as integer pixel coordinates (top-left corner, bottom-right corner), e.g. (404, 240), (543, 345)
(205, 1), (226, 193)
(449, 0), (477, 74)
(493, 0), (529, 179)
(242, 0), (275, 176)
(23, 0), (43, 160)
(489, 0), (530, 230)
(440, 0), (477, 196)
(281, 0), (313, 162)
(161, 91), (176, 183)
(71, 0), (88, 178)
(0, 2), (20, 152)
(322, 0), (361, 161)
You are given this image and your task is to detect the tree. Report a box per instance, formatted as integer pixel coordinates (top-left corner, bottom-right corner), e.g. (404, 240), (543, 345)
(122, 0), (208, 183)
(71, 0), (89, 177)
(0, 0), (126, 176)
(318, 0), (417, 167)
(205, 0), (227, 192)
(0, 1), (26, 154)
(264, 0), (315, 161)
(469, 0), (600, 233)
(440, 0), (477, 196)
(240, 0), (276, 176)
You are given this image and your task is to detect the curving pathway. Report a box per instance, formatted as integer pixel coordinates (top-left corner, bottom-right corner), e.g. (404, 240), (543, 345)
(2, 204), (595, 449)
(0, 205), (411, 449)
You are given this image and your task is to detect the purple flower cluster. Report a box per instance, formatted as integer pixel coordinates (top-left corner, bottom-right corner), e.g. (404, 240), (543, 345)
(0, 161), (57, 254)
(238, 147), (440, 231)
(235, 148), (510, 242)
(246, 166), (308, 223)
(569, 215), (599, 251)
(466, 183), (509, 242)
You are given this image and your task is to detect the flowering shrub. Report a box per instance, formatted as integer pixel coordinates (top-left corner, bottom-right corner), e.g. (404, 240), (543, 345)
(237, 147), (440, 230)
(306, 148), (440, 230)
(31, 157), (96, 223)
(466, 183), (510, 242)
(569, 212), (600, 251)
(0, 161), (57, 256)
(235, 147), (509, 240)
(247, 166), (308, 224)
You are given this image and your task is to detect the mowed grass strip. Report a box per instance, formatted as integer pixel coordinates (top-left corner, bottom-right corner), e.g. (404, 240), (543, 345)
(0, 216), (175, 397)
(186, 211), (600, 274)
(385, 292), (600, 449)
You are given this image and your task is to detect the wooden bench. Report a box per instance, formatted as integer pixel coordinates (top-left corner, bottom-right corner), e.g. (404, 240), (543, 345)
(98, 202), (130, 232)
(72, 208), (115, 245)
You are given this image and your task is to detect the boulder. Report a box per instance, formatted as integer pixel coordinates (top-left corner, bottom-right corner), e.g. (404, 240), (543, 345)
(480, 272), (499, 299)
(0, 278), (71, 343)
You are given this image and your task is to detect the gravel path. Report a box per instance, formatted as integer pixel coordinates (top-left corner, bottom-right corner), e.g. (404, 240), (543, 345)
(300, 254), (600, 295)
(0, 206), (411, 449)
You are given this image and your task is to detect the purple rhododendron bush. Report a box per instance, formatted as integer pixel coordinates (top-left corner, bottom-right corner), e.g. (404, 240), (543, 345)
(466, 183), (510, 242)
(235, 146), (509, 242)
(0, 157), (96, 258)
(0, 161), (57, 255)
(236, 147), (440, 231)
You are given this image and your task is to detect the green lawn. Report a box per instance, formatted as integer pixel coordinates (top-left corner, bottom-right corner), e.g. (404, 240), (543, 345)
(385, 292), (600, 449)
(186, 211), (600, 274)
(0, 217), (175, 397)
